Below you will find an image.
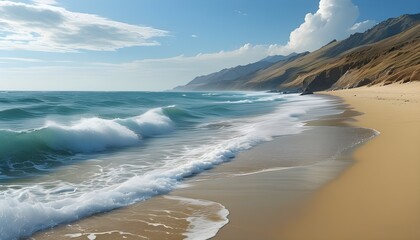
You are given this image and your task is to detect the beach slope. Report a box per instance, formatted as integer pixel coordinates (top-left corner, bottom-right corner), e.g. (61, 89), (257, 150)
(279, 82), (420, 240)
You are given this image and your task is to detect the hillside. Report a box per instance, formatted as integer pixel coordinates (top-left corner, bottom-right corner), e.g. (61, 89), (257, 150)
(173, 53), (300, 91)
(293, 24), (420, 92)
(177, 13), (420, 92)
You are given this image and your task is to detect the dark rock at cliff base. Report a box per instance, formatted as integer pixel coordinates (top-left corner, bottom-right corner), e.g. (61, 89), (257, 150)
(300, 89), (314, 95)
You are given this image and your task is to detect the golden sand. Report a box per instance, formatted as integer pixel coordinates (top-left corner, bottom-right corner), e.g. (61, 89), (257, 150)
(278, 82), (420, 240)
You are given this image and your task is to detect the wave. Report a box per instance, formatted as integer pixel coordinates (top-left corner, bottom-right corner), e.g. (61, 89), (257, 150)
(16, 97), (45, 104)
(201, 93), (220, 96)
(49, 105), (85, 115)
(0, 97), (45, 104)
(116, 107), (173, 138)
(43, 117), (140, 153)
(0, 107), (175, 177)
(221, 94), (285, 104)
(0, 105), (86, 121)
(0, 108), (39, 120)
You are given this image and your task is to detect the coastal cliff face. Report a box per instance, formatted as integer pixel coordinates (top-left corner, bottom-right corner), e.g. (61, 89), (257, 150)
(176, 13), (420, 92)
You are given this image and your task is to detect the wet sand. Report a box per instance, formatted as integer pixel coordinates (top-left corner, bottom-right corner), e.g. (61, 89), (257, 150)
(174, 126), (374, 240)
(278, 82), (420, 240)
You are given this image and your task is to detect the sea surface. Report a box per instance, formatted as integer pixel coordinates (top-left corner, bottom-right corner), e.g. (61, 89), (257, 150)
(0, 91), (369, 239)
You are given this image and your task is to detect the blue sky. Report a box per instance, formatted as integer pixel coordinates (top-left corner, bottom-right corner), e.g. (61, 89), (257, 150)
(0, 0), (419, 90)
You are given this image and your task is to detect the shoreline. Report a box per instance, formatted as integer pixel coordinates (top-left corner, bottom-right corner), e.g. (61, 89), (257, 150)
(173, 96), (375, 240)
(31, 94), (374, 240)
(278, 82), (420, 239)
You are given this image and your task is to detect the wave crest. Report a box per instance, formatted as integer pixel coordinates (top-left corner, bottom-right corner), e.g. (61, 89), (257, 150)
(43, 118), (139, 153)
(118, 107), (173, 137)
(0, 107), (175, 170)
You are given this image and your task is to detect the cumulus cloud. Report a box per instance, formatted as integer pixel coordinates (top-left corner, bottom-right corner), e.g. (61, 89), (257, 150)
(270, 0), (376, 54)
(0, 1), (168, 52)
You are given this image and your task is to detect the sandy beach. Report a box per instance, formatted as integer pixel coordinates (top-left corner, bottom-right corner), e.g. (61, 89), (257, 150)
(31, 83), (420, 240)
(278, 82), (420, 240)
(181, 82), (420, 239)
(1, 1), (417, 239)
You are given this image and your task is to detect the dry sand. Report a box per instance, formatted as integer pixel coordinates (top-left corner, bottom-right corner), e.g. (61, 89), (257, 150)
(278, 82), (420, 240)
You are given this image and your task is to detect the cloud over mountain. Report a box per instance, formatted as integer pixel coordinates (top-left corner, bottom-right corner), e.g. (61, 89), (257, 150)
(270, 0), (376, 54)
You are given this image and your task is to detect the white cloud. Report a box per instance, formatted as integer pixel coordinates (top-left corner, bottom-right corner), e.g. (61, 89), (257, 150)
(235, 10), (247, 16)
(0, 57), (43, 62)
(269, 0), (376, 55)
(349, 19), (376, 32)
(191, 34), (198, 38)
(32, 0), (58, 5)
(0, 1), (168, 52)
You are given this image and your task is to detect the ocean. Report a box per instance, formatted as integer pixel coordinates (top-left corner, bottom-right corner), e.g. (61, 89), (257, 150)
(0, 91), (374, 239)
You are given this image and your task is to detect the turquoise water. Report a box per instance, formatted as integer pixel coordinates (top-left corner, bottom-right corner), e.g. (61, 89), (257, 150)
(0, 91), (340, 239)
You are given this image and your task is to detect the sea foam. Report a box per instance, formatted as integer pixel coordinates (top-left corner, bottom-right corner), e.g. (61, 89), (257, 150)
(117, 107), (173, 137)
(165, 196), (229, 240)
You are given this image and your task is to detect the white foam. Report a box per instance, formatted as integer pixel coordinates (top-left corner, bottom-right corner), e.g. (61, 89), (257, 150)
(165, 196), (229, 240)
(88, 233), (96, 240)
(117, 107), (173, 137)
(221, 93), (284, 104)
(233, 166), (297, 176)
(65, 233), (83, 238)
(65, 231), (145, 239)
(201, 93), (219, 96)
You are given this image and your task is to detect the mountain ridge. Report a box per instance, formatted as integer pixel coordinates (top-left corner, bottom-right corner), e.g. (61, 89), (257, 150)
(176, 13), (420, 92)
(173, 52), (301, 91)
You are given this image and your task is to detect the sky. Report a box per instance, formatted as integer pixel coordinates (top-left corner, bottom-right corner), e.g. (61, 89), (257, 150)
(0, 0), (419, 91)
